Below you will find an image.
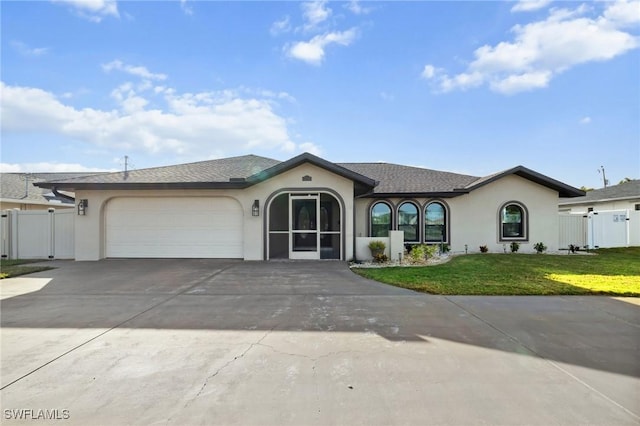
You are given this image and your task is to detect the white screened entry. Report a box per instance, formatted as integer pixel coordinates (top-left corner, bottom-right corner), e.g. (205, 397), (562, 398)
(106, 197), (243, 258)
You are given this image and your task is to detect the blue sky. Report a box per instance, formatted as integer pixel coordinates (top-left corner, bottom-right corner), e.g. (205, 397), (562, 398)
(1, 0), (639, 189)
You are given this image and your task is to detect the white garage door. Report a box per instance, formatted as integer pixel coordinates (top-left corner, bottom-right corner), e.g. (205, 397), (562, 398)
(106, 197), (243, 258)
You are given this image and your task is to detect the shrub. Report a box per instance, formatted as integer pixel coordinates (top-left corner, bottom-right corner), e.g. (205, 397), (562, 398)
(440, 243), (450, 253)
(373, 253), (389, 263)
(534, 242), (547, 254)
(568, 244), (579, 254)
(424, 245), (439, 259)
(409, 245), (427, 263)
(479, 245), (489, 253)
(368, 240), (386, 257)
(368, 240), (386, 251)
(510, 242), (520, 253)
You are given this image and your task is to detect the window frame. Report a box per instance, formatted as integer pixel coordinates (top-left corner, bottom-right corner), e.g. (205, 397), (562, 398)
(397, 201), (420, 243)
(369, 201), (394, 238)
(498, 201), (528, 242)
(424, 201), (449, 244)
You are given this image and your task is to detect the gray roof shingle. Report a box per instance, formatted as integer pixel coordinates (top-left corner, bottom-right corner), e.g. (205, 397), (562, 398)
(559, 179), (639, 205)
(32, 153), (584, 198)
(1, 172), (101, 205)
(43, 155), (280, 185)
(338, 163), (479, 194)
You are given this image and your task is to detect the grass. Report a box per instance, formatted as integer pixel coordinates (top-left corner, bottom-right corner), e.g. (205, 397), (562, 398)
(0, 259), (55, 279)
(353, 247), (640, 296)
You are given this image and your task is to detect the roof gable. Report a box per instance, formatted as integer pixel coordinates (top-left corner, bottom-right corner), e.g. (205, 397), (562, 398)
(463, 166), (585, 198)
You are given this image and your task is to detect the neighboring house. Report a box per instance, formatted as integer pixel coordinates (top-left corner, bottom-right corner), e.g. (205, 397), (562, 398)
(0, 173), (100, 210)
(34, 153), (584, 261)
(559, 179), (640, 213)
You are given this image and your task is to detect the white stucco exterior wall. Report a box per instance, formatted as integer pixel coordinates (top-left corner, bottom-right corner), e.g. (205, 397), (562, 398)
(72, 163), (355, 261)
(353, 174), (561, 254)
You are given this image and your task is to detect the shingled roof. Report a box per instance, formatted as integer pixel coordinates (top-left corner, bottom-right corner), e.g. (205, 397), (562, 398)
(338, 162), (479, 196)
(559, 179), (639, 205)
(1, 172), (102, 206)
(33, 153), (584, 198)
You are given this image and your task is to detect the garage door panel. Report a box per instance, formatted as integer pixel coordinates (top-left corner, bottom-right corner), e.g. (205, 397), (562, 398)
(106, 197), (243, 258)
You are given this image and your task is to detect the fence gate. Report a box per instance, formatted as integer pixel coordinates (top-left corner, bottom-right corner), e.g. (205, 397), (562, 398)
(0, 209), (74, 260)
(559, 214), (587, 249)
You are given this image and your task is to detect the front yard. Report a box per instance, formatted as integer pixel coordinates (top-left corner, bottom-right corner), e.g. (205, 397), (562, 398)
(0, 259), (55, 279)
(353, 247), (640, 296)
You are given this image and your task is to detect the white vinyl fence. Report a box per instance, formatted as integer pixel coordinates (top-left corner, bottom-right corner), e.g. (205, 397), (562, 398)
(559, 210), (639, 249)
(1, 209), (74, 260)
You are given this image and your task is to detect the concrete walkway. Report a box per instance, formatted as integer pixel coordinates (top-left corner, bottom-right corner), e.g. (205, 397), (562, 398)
(1, 259), (639, 425)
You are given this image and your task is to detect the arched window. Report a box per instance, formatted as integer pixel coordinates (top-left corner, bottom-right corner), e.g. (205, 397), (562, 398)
(370, 202), (392, 237)
(425, 202), (447, 243)
(398, 202), (419, 242)
(500, 202), (527, 240)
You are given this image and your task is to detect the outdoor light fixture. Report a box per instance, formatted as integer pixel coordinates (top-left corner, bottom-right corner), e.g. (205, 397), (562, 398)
(252, 200), (260, 217)
(77, 199), (88, 216)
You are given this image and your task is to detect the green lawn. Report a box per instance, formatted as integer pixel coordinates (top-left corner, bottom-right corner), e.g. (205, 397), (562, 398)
(353, 247), (640, 296)
(0, 259), (55, 279)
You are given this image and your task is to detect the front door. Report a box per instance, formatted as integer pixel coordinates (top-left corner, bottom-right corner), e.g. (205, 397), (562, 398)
(290, 195), (319, 259)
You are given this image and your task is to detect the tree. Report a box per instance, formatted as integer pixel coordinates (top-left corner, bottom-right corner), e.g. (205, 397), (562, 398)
(579, 186), (594, 192)
(618, 177), (633, 184)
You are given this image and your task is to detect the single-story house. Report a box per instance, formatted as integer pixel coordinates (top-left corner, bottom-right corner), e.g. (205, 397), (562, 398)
(0, 173), (96, 210)
(559, 179), (640, 214)
(34, 153), (584, 261)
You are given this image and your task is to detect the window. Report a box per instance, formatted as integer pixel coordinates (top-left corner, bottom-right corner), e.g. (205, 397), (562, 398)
(425, 202), (447, 243)
(635, 204), (640, 211)
(398, 202), (419, 242)
(500, 202), (527, 241)
(370, 202), (392, 237)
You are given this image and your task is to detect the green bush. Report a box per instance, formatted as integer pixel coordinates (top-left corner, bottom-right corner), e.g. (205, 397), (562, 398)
(373, 253), (389, 263)
(534, 242), (547, 254)
(479, 245), (489, 253)
(510, 242), (520, 253)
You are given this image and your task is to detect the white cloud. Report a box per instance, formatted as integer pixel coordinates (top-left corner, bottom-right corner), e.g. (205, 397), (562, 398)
(10, 41), (49, 56)
(270, 15), (291, 36)
(298, 142), (322, 156)
(287, 28), (358, 65)
(51, 0), (119, 22)
(511, 0), (553, 13)
(423, 1), (640, 95)
(302, 0), (332, 31)
(421, 65), (437, 79)
(1, 80), (300, 159)
(102, 60), (167, 81)
(580, 116), (592, 124)
(345, 0), (372, 15)
(180, 0), (193, 16)
(0, 162), (115, 173)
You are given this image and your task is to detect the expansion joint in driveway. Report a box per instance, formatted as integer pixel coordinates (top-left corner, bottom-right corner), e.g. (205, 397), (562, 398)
(0, 264), (237, 391)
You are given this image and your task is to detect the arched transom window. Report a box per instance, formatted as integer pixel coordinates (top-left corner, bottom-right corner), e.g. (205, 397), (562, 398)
(398, 202), (419, 242)
(425, 202), (447, 243)
(500, 202), (527, 240)
(370, 202), (392, 237)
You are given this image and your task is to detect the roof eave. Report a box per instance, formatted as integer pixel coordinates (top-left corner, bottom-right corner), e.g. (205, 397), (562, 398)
(466, 166), (585, 198)
(357, 191), (469, 199)
(33, 182), (250, 191)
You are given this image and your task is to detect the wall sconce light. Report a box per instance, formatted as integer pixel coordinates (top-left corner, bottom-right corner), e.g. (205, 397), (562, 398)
(77, 199), (88, 215)
(252, 200), (260, 217)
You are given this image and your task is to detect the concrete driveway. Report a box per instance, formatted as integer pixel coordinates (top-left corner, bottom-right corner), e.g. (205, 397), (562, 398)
(1, 259), (639, 425)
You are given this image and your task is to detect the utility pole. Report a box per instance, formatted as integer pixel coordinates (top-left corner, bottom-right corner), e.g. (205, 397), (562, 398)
(598, 165), (608, 188)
